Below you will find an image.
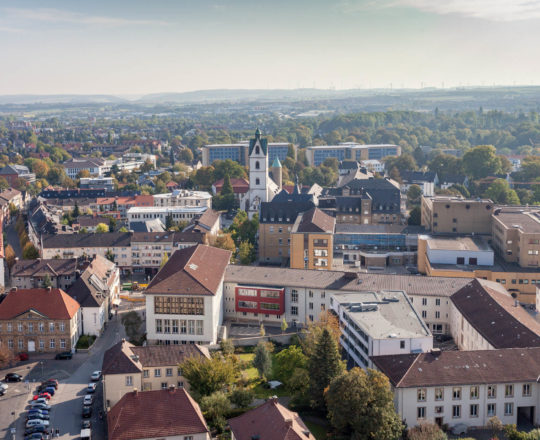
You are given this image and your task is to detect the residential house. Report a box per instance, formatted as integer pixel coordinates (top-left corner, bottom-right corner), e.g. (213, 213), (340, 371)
(127, 206), (207, 229)
(0, 164), (36, 186)
(400, 171), (438, 197)
(153, 189), (212, 209)
(107, 388), (210, 440)
(0, 287), (81, 353)
(10, 258), (80, 291)
(183, 209), (221, 237)
(102, 339), (210, 410)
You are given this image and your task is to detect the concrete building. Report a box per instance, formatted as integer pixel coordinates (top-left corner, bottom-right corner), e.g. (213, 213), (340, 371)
(290, 207), (335, 270)
(107, 388), (210, 440)
(144, 245), (231, 345)
(102, 339), (210, 410)
(305, 144), (401, 166)
(127, 206), (207, 229)
(201, 140), (292, 167)
(63, 158), (107, 179)
(79, 177), (115, 192)
(373, 348), (540, 430)
(400, 171), (438, 197)
(424, 236), (494, 267)
(332, 291), (432, 368)
(0, 287), (81, 354)
(421, 196), (494, 235)
(153, 189), (212, 209)
(0, 165), (36, 185)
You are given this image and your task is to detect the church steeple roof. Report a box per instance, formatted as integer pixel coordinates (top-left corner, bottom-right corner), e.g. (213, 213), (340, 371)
(271, 157), (282, 168)
(249, 128), (267, 156)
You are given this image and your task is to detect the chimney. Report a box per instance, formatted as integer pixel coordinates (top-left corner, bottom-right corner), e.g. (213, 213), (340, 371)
(285, 418), (293, 427)
(515, 299), (519, 307)
(11, 287), (17, 292)
(133, 388), (137, 395)
(168, 385), (176, 393)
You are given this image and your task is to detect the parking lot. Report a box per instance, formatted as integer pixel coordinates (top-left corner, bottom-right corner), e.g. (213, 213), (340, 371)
(0, 313), (126, 439)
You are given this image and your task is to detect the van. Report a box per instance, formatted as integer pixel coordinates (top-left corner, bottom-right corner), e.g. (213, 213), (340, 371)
(80, 428), (91, 439)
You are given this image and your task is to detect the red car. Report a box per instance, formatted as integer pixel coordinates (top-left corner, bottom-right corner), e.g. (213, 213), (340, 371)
(33, 392), (51, 400)
(18, 352), (29, 361)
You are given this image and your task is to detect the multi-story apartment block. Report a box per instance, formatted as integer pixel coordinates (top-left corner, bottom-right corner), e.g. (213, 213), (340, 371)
(144, 245), (231, 345)
(0, 287), (81, 354)
(63, 158), (107, 179)
(11, 258), (81, 291)
(421, 196), (494, 235)
(372, 348), (540, 430)
(79, 177), (115, 192)
(305, 144), (401, 166)
(102, 339), (210, 410)
(290, 207), (335, 270)
(201, 141), (292, 167)
(153, 189), (212, 209)
(95, 195), (154, 220)
(0, 165), (36, 186)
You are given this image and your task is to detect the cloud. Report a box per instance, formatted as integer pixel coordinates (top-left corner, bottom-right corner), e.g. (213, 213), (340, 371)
(0, 25), (23, 33)
(394, 0), (540, 22)
(3, 7), (170, 26)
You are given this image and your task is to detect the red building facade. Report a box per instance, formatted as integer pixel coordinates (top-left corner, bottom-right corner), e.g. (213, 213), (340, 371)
(235, 286), (285, 316)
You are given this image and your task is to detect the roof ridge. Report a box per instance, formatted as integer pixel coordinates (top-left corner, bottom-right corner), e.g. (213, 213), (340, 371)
(396, 353), (421, 388)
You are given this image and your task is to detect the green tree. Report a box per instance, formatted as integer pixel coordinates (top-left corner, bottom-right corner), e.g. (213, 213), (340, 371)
(308, 328), (344, 411)
(280, 318), (288, 334)
(105, 249), (115, 263)
(288, 367), (310, 406)
(220, 339), (235, 356)
(160, 252), (169, 269)
(200, 391), (231, 432)
(165, 214), (174, 230)
(95, 223), (109, 233)
(237, 241), (255, 264)
(213, 159), (247, 180)
(428, 153), (463, 181)
(406, 184), (423, 207)
(178, 148), (194, 163)
(72, 202), (80, 218)
(301, 310), (341, 358)
(273, 345), (307, 387)
(181, 355), (237, 399)
(42, 274), (52, 288)
(326, 368), (403, 440)
(229, 387), (254, 408)
(462, 145), (506, 179)
(408, 206), (421, 225)
(483, 179), (520, 204)
(211, 233), (236, 254)
(0, 177), (9, 191)
(384, 153), (417, 172)
(121, 311), (144, 344)
(253, 341), (272, 379)
(22, 242), (39, 259)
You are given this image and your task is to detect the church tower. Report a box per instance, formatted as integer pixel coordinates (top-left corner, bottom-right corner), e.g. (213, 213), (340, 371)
(243, 129), (270, 217)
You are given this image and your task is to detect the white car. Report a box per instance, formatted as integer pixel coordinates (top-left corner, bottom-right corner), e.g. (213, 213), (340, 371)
(26, 419), (50, 428)
(0, 382), (8, 391)
(31, 403), (52, 410)
(34, 398), (49, 405)
(90, 371), (101, 381)
(83, 394), (93, 406)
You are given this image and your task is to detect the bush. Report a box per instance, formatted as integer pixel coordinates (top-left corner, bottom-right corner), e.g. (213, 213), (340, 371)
(229, 387), (254, 408)
(76, 334), (97, 349)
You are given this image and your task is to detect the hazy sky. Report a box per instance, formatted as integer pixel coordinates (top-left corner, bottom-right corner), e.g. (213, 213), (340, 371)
(1, 0), (540, 95)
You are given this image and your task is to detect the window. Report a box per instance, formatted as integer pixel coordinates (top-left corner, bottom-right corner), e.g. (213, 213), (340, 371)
(291, 290), (298, 303)
(400, 340), (405, 349)
(453, 387), (461, 400)
(59, 323), (65, 332)
(435, 298), (440, 306)
(470, 404), (479, 417)
(435, 406), (443, 414)
(184, 437), (194, 440)
(18, 323), (23, 332)
(422, 298), (427, 306)
(154, 369), (161, 377)
(50, 339), (55, 349)
(255, 161), (260, 169)
(505, 402), (514, 416)
(7, 323), (12, 332)
(523, 384), (531, 396)
(417, 388), (426, 402)
(8, 339), (13, 349)
(18, 339), (23, 349)
(156, 319), (162, 333)
(39, 340), (44, 350)
(452, 405), (461, 418)
(154, 296), (204, 315)
(165, 368), (173, 377)
(256, 178), (260, 185)
(196, 320), (204, 335)
(417, 407), (426, 419)
(469, 257), (477, 265)
(435, 311), (440, 319)
(435, 388), (444, 401)
(421, 311), (427, 318)
(161, 382), (168, 389)
(291, 306), (298, 316)
(28, 323), (34, 333)
(470, 386), (479, 399)
(487, 403), (496, 417)
(178, 381), (184, 388)
(143, 370), (149, 378)
(309, 302), (313, 310)
(487, 385), (497, 398)
(125, 376), (133, 386)
(39, 322), (44, 332)
(164, 319), (171, 333)
(60, 339), (66, 349)
(456, 257), (465, 264)
(172, 320), (179, 334)
(505, 384), (513, 397)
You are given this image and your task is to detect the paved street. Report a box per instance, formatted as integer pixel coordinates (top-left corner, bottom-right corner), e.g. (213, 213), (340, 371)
(4, 220), (22, 259)
(0, 313), (126, 440)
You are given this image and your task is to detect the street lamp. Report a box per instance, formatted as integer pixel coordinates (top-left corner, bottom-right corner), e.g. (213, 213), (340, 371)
(40, 361), (43, 380)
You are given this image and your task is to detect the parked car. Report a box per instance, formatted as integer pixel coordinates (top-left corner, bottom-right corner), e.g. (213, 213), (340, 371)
(31, 403), (51, 410)
(33, 398), (49, 405)
(33, 393), (51, 401)
(26, 420), (49, 428)
(40, 380), (58, 389)
(81, 420), (91, 429)
(86, 383), (97, 393)
(82, 406), (92, 418)
(24, 425), (49, 436)
(18, 352), (29, 361)
(0, 389), (4, 396)
(28, 409), (49, 416)
(0, 382), (8, 391)
(37, 385), (55, 395)
(5, 373), (23, 382)
(55, 352), (72, 360)
(24, 433), (47, 440)
(451, 424), (468, 435)
(83, 394), (93, 406)
(43, 379), (58, 387)
(27, 413), (50, 421)
(90, 371), (101, 381)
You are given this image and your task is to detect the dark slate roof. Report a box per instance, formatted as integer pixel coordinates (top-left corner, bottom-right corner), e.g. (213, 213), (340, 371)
(12, 258), (78, 278)
(145, 245), (231, 296)
(129, 219), (166, 233)
(0, 164), (30, 175)
(260, 200), (316, 224)
(372, 348), (540, 388)
(400, 170), (437, 183)
(294, 208), (335, 233)
(248, 128), (267, 156)
(451, 279), (540, 348)
(42, 232), (132, 249)
(338, 160), (360, 170)
(102, 340), (142, 375)
(441, 174), (467, 184)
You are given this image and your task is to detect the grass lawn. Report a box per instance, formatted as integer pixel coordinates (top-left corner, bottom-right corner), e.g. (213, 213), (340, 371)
(304, 420), (329, 440)
(238, 353), (258, 380)
(237, 352), (288, 398)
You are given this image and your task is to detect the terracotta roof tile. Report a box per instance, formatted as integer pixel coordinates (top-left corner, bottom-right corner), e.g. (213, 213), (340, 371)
(145, 245), (231, 296)
(228, 399), (311, 440)
(131, 344), (210, 367)
(102, 340), (142, 375)
(0, 288), (80, 320)
(11, 258), (78, 277)
(294, 207), (335, 233)
(108, 389), (208, 440)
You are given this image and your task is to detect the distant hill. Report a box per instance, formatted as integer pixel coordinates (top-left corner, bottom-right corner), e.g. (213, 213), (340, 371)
(0, 94), (128, 105)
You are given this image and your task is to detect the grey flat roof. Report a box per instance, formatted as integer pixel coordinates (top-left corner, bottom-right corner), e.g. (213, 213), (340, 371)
(427, 236), (493, 252)
(495, 210), (540, 233)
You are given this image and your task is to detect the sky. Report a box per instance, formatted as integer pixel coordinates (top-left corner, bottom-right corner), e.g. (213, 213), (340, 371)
(1, 0), (540, 95)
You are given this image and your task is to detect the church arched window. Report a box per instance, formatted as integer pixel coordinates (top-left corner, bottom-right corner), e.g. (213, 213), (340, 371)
(256, 146), (260, 154)
(256, 178), (260, 185)
(255, 161), (260, 169)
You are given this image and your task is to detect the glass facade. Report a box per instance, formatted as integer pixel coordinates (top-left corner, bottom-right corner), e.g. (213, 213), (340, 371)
(335, 233), (408, 249)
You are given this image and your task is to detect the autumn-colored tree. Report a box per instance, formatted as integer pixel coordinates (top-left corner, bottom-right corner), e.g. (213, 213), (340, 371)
(301, 310), (341, 357)
(4, 244), (16, 270)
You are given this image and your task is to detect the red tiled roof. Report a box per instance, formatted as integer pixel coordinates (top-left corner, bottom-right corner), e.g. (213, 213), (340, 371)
(145, 244), (231, 296)
(213, 178), (249, 193)
(108, 389), (208, 440)
(294, 207), (335, 233)
(228, 398), (311, 440)
(0, 288), (80, 320)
